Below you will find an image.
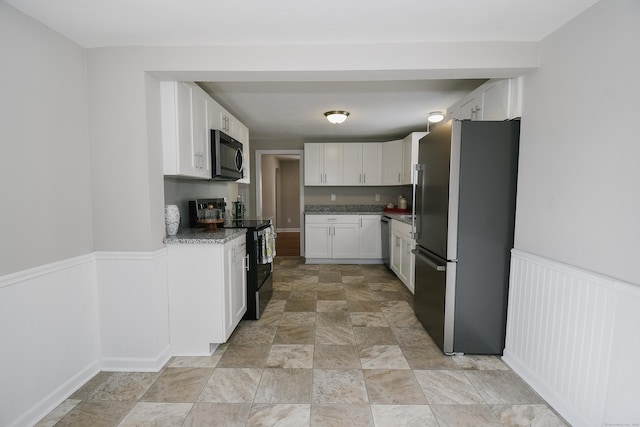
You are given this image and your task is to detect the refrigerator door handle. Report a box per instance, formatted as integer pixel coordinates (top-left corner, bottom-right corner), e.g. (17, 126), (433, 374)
(414, 164), (425, 240)
(412, 248), (446, 271)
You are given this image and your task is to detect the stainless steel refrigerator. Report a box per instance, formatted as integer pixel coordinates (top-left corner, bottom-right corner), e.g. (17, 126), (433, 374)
(413, 119), (520, 355)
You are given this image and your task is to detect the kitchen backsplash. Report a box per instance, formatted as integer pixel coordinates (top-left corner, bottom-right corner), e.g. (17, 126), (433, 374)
(305, 204), (385, 213)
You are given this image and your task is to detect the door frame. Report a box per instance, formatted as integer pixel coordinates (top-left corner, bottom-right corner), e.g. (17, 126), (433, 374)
(255, 149), (305, 256)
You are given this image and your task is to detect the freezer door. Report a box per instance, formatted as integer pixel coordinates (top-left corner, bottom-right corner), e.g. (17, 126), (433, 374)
(416, 121), (456, 260)
(413, 246), (455, 353)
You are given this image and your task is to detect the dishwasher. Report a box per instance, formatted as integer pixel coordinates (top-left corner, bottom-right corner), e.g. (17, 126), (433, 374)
(380, 215), (391, 268)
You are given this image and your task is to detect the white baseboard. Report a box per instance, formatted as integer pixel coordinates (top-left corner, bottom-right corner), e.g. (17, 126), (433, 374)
(101, 345), (172, 372)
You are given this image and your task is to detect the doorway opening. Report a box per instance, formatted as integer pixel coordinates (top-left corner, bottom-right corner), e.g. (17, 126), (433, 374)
(255, 150), (304, 256)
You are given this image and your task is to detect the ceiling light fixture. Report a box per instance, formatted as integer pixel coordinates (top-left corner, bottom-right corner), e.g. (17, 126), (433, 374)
(324, 111), (350, 124)
(428, 111), (444, 123)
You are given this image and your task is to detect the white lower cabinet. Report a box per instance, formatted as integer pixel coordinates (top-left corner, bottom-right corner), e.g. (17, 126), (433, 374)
(305, 214), (381, 261)
(390, 220), (415, 293)
(167, 234), (247, 355)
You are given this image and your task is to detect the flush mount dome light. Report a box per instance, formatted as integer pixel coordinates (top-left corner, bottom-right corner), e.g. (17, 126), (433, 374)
(428, 111), (445, 123)
(324, 111), (350, 124)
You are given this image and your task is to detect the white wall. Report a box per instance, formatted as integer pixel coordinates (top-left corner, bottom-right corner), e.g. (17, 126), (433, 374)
(0, 1), (93, 276)
(514, 0), (640, 285)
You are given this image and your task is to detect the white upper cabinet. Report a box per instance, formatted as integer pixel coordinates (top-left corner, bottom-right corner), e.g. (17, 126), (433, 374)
(305, 142), (381, 186)
(161, 81), (211, 179)
(304, 143), (343, 186)
(162, 81), (250, 181)
(446, 78), (522, 121)
(343, 143), (382, 186)
(382, 140), (403, 185)
(401, 132), (426, 185)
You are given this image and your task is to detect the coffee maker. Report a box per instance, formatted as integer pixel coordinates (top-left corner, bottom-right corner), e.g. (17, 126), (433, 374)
(188, 198), (226, 228)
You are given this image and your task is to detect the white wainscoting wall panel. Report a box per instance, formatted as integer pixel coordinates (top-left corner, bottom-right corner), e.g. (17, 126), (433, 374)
(504, 249), (640, 427)
(0, 255), (101, 427)
(95, 249), (171, 372)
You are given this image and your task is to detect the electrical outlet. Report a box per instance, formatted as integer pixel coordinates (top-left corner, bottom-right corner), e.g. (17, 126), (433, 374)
(375, 194), (380, 201)
(331, 194), (336, 201)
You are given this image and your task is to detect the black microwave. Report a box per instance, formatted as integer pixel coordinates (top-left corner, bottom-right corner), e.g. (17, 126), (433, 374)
(211, 129), (244, 181)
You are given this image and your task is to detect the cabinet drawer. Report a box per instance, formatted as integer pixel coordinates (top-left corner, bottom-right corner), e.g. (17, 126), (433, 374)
(391, 219), (412, 237)
(306, 215), (360, 224)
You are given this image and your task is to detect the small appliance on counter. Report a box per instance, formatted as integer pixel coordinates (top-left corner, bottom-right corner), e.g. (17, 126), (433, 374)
(188, 197), (274, 320)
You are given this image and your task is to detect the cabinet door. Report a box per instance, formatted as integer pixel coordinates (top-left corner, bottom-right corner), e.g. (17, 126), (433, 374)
(481, 79), (510, 120)
(382, 140), (403, 185)
(305, 223), (332, 257)
(359, 216), (381, 258)
(177, 83), (197, 176)
(342, 143), (363, 185)
(226, 237), (247, 339)
(191, 89), (209, 178)
(399, 238), (415, 294)
(390, 231), (402, 275)
(459, 96), (481, 120)
(304, 143), (324, 185)
(362, 143), (382, 185)
(323, 143), (343, 185)
(332, 223), (359, 258)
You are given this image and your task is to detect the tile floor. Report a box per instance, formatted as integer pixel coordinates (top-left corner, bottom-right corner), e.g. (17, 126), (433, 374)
(36, 257), (567, 426)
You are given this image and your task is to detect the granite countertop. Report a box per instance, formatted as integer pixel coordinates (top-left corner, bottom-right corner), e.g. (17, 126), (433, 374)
(383, 213), (414, 225)
(304, 204), (385, 215)
(164, 227), (247, 244)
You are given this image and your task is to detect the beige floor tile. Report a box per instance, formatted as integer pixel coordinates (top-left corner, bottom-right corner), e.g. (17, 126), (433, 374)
(289, 290), (318, 300)
(379, 300), (413, 312)
(490, 404), (568, 426)
(372, 291), (403, 301)
(358, 345), (410, 369)
(68, 372), (112, 400)
(216, 344), (272, 368)
(368, 282), (402, 292)
(141, 368), (213, 403)
(464, 370), (545, 404)
(391, 326), (434, 346)
(182, 403), (251, 427)
(197, 368), (262, 403)
(291, 282), (318, 291)
(312, 369), (369, 404)
(118, 402), (192, 427)
(266, 344), (315, 368)
(271, 291), (291, 300)
(274, 325), (316, 344)
(431, 404), (502, 427)
(370, 404), (438, 427)
(247, 403), (311, 427)
(250, 310), (284, 327)
(87, 372), (160, 401)
(353, 327), (398, 345)
(317, 289), (348, 300)
(345, 288), (380, 301)
(363, 369), (427, 404)
(264, 299), (287, 312)
(280, 312), (317, 326)
(350, 312), (389, 327)
(316, 300), (349, 312)
(315, 327), (356, 345)
(453, 354), (510, 370)
(348, 301), (382, 312)
(285, 299), (317, 312)
(229, 325), (277, 344)
(316, 283), (345, 292)
(311, 403), (374, 427)
(383, 311), (423, 328)
(413, 370), (485, 404)
(317, 311), (352, 328)
(54, 401), (135, 427)
(318, 272), (342, 283)
(34, 399), (81, 427)
(314, 344), (361, 369)
(168, 344), (228, 368)
(401, 345), (460, 370)
(254, 368), (313, 403)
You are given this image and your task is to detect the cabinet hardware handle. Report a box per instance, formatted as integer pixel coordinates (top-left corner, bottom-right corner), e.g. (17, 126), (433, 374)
(244, 254), (250, 271)
(398, 172), (401, 182)
(363, 174), (366, 184)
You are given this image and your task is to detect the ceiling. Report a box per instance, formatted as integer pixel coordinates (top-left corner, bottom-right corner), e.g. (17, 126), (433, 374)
(6, 0), (601, 143)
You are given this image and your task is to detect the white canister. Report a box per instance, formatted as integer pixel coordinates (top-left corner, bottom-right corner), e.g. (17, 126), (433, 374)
(165, 205), (180, 236)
